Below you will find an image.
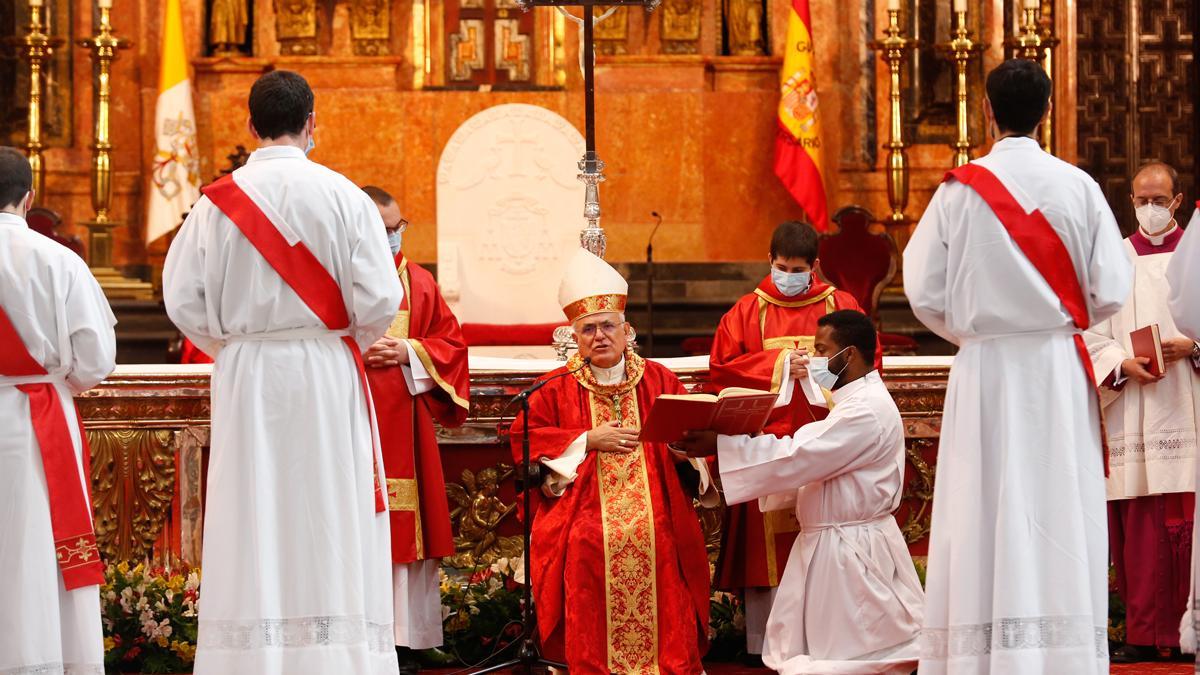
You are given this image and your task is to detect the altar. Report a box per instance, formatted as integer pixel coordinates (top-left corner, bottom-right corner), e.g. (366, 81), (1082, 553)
(75, 355), (951, 569)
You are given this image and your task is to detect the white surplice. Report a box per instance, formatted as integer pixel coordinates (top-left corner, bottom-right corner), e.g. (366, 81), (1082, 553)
(0, 212), (116, 675)
(1085, 234), (1200, 499)
(1168, 217), (1200, 341)
(904, 136), (1132, 674)
(163, 145), (404, 675)
(717, 370), (924, 675)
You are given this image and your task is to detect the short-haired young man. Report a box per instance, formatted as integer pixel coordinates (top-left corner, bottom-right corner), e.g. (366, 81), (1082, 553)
(682, 310), (923, 674)
(164, 71), (404, 675)
(0, 145), (117, 675)
(905, 58), (1131, 673)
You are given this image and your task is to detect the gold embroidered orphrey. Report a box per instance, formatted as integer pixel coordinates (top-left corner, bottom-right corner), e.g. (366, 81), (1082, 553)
(570, 352), (660, 673)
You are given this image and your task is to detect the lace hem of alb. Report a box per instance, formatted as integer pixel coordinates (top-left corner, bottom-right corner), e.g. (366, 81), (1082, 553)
(920, 615), (1106, 660)
(1109, 435), (1196, 463)
(197, 615), (394, 653)
(0, 665), (103, 675)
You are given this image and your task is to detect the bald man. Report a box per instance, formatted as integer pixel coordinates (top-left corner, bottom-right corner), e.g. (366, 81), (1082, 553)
(1084, 161), (1200, 663)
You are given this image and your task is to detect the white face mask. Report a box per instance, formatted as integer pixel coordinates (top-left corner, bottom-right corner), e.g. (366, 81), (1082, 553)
(387, 230), (402, 256)
(808, 347), (849, 390)
(1135, 203), (1173, 234)
(771, 268), (812, 297)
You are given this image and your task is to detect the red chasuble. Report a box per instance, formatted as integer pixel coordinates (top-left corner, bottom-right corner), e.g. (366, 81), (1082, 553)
(709, 275), (877, 589)
(510, 353), (710, 675)
(366, 253), (469, 563)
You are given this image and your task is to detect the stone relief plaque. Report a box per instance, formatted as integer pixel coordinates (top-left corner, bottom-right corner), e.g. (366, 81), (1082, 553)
(436, 104), (586, 325)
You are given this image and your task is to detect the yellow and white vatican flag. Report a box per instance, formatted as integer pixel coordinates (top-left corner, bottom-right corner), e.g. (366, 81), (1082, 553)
(146, 0), (200, 245)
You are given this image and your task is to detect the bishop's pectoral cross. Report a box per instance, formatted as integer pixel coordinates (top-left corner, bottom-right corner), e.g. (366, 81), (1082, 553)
(513, 0), (660, 258)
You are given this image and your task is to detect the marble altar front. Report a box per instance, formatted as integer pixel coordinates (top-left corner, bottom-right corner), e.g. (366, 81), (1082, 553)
(76, 356), (951, 567)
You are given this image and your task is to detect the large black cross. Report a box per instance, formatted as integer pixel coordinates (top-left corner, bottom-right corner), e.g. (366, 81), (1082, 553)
(516, 0), (659, 173)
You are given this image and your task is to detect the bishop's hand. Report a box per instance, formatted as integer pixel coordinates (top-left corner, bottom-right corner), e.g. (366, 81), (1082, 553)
(676, 430), (718, 458)
(587, 421), (640, 453)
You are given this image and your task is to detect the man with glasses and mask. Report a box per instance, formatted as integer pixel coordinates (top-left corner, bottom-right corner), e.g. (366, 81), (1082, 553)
(679, 310), (923, 674)
(360, 185), (469, 673)
(708, 219), (876, 662)
(509, 247), (716, 674)
(164, 71), (403, 675)
(1084, 162), (1200, 664)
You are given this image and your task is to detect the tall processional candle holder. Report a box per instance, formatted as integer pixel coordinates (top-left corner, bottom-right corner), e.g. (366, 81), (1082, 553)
(936, 1), (983, 167)
(78, 0), (153, 299)
(16, 0), (63, 206)
(1008, 0), (1058, 153)
(869, 2), (919, 228)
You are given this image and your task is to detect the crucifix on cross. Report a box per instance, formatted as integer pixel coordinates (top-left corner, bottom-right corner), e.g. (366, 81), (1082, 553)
(512, 0), (661, 259)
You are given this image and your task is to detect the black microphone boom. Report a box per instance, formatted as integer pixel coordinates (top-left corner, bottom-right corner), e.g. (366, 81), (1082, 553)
(646, 211), (663, 357)
(475, 355), (591, 674)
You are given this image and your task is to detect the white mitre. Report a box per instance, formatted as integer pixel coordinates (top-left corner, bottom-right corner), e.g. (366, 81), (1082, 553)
(558, 248), (628, 323)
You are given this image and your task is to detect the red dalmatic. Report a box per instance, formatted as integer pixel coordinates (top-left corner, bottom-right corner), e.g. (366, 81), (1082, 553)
(510, 353), (710, 675)
(709, 275), (876, 589)
(367, 253), (469, 563)
(0, 305), (104, 590)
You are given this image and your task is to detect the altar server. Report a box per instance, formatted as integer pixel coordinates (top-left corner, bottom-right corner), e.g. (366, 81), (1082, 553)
(509, 248), (715, 674)
(1084, 161), (1199, 662)
(163, 71), (402, 675)
(360, 185), (469, 672)
(708, 220), (877, 659)
(0, 146), (116, 675)
(681, 309), (923, 675)
(905, 59), (1132, 674)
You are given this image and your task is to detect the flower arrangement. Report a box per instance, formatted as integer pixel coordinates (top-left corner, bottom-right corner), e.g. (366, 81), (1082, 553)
(440, 557), (525, 666)
(706, 591), (747, 661)
(101, 561), (200, 674)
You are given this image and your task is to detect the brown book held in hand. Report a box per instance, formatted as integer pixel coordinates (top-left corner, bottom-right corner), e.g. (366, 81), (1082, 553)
(640, 387), (777, 444)
(1130, 323), (1165, 377)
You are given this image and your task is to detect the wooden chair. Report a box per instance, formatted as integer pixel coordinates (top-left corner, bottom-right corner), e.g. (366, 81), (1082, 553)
(26, 207), (86, 260)
(819, 205), (918, 356)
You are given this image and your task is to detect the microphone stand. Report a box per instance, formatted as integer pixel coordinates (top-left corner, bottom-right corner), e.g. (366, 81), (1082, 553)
(646, 211), (663, 357)
(474, 358), (590, 674)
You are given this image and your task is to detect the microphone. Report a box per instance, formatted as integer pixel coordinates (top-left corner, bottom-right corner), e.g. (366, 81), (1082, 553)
(647, 211), (663, 356)
(505, 356), (593, 491)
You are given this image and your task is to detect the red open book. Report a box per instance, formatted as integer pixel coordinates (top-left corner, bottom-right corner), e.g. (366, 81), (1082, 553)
(1130, 324), (1165, 378)
(640, 388), (777, 444)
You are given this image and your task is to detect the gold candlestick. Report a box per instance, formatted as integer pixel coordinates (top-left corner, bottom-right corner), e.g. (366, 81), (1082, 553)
(78, 4), (154, 300)
(1008, 4), (1059, 153)
(870, 9), (918, 226)
(17, 1), (63, 206)
(938, 10), (984, 167)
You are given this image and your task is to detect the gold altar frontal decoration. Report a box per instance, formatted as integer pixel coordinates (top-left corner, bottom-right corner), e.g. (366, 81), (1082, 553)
(76, 358), (950, 567)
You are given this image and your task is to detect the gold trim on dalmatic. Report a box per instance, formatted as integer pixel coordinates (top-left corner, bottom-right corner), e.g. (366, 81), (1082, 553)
(581, 357), (659, 674)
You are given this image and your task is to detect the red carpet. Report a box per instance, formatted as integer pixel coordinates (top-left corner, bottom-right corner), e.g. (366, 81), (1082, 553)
(429, 663), (1193, 674)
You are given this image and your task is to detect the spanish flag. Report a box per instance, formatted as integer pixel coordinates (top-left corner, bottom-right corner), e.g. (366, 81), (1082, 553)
(773, 0), (829, 231)
(145, 0), (200, 244)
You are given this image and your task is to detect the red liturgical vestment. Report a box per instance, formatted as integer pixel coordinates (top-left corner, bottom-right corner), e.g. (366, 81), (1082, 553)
(366, 253), (469, 562)
(510, 353), (711, 674)
(709, 275), (872, 589)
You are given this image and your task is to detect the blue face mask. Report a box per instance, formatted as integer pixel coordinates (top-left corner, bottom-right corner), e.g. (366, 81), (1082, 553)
(808, 347), (849, 390)
(771, 268), (812, 297)
(304, 133), (315, 156)
(387, 230), (402, 256)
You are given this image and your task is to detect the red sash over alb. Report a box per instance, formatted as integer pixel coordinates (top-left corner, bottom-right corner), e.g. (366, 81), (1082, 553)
(201, 174), (387, 512)
(944, 163), (1111, 472)
(0, 305), (104, 589)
